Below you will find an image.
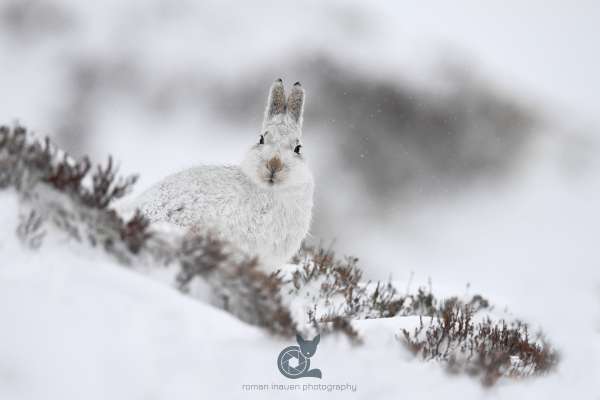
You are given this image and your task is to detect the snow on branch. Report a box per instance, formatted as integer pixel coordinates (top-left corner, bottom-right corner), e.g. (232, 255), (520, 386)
(400, 300), (559, 386)
(285, 245), (559, 384)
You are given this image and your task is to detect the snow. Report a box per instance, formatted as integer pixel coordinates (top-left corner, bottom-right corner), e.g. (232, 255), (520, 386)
(0, 186), (597, 399)
(0, 191), (410, 399)
(0, 231), (449, 399)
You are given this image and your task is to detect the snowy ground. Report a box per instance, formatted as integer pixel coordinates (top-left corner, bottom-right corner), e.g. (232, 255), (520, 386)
(0, 175), (597, 399)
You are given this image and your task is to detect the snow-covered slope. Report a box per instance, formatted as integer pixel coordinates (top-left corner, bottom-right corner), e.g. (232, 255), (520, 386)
(0, 192), (418, 400)
(0, 187), (595, 400)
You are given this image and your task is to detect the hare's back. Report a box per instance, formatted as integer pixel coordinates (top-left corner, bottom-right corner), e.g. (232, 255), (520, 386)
(135, 165), (249, 226)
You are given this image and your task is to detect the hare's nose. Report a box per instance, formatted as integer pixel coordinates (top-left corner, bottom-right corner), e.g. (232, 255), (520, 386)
(267, 157), (283, 174)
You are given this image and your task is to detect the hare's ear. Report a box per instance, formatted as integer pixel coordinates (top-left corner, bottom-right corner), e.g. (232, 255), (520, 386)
(287, 82), (305, 127)
(264, 78), (286, 124)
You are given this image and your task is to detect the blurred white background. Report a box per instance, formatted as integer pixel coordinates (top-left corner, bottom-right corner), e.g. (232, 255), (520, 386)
(1, 1), (598, 395)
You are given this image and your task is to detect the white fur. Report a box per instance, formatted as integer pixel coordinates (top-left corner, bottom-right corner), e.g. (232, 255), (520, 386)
(133, 80), (314, 271)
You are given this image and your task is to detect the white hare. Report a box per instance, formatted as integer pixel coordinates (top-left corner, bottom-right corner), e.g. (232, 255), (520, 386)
(133, 79), (314, 271)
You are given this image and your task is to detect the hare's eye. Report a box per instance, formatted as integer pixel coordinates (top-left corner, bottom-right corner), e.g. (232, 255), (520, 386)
(294, 144), (302, 154)
(259, 135), (265, 145)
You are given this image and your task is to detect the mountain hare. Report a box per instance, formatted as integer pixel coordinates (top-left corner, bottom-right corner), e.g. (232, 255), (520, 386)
(133, 79), (314, 271)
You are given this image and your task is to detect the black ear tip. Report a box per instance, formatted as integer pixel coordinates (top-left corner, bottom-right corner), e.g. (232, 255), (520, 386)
(294, 81), (301, 87)
(275, 78), (283, 83)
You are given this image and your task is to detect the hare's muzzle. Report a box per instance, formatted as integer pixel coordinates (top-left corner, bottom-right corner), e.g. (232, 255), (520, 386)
(267, 157), (283, 175)
(265, 156), (284, 185)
